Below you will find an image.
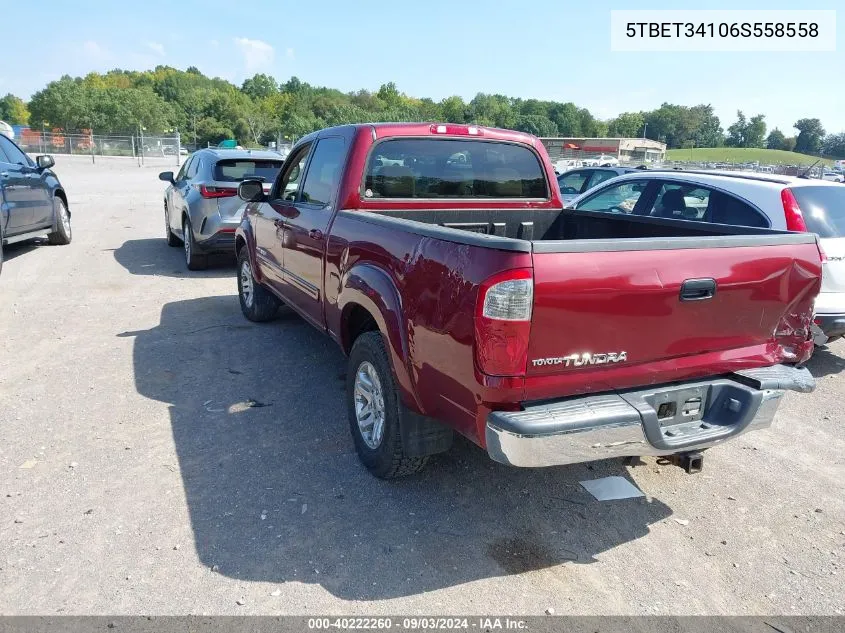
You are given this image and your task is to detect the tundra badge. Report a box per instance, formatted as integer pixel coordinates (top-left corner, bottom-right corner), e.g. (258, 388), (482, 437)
(532, 352), (628, 368)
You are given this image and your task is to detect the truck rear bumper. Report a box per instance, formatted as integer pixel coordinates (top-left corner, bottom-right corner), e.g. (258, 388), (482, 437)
(485, 364), (814, 468)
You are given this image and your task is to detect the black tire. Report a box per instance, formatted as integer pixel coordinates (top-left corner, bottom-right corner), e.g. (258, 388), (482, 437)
(347, 332), (429, 479)
(237, 248), (279, 322)
(164, 204), (181, 247)
(47, 196), (72, 245)
(182, 217), (208, 270)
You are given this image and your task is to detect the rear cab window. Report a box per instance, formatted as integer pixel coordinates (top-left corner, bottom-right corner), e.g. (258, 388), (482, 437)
(214, 159), (283, 183)
(363, 139), (547, 199)
(791, 186), (845, 237)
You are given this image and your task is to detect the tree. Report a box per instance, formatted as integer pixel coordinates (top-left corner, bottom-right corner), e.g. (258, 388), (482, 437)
(440, 96), (467, 123)
(822, 133), (845, 158)
(784, 136), (797, 152)
(0, 94), (30, 125)
(607, 112), (644, 138)
(691, 105), (723, 147)
(376, 82), (402, 109)
(29, 77), (93, 131)
(726, 111), (747, 147)
(766, 128), (787, 150)
(513, 114), (558, 137)
(745, 114), (767, 148)
(794, 118), (825, 154)
(241, 74), (279, 100)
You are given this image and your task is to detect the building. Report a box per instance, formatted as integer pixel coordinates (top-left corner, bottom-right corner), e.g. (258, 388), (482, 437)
(539, 137), (667, 166)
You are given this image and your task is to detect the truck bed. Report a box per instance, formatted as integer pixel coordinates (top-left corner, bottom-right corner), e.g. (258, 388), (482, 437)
(352, 206), (811, 251)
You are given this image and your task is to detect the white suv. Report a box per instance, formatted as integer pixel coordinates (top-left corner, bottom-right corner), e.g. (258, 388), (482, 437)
(569, 170), (845, 343)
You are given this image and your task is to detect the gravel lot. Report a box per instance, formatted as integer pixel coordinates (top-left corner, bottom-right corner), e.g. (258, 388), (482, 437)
(0, 156), (843, 615)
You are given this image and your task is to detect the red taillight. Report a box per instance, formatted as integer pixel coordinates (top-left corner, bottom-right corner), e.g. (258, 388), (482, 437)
(430, 124), (483, 136)
(197, 185), (237, 199)
(781, 188), (808, 232)
(474, 268), (533, 377)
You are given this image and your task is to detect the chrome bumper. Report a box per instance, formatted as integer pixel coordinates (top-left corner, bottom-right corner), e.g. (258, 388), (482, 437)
(486, 365), (814, 468)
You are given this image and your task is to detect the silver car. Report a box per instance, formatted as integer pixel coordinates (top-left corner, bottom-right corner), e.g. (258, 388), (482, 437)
(568, 169), (845, 343)
(159, 149), (284, 270)
(556, 166), (644, 206)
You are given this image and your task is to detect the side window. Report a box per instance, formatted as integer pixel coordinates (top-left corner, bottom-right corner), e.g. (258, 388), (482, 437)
(298, 137), (346, 207)
(558, 170), (589, 195)
(186, 157), (201, 179)
(706, 190), (769, 228)
(577, 180), (647, 214)
(175, 156), (192, 181)
(647, 183), (711, 221)
(586, 170), (618, 190)
(0, 141), (9, 163)
(0, 136), (30, 166)
(276, 144), (312, 201)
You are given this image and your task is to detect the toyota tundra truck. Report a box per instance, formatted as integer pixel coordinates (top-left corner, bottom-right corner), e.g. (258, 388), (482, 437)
(234, 123), (822, 479)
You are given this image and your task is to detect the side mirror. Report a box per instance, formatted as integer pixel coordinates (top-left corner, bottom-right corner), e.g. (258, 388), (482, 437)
(36, 155), (55, 170)
(159, 171), (175, 183)
(238, 179), (266, 202)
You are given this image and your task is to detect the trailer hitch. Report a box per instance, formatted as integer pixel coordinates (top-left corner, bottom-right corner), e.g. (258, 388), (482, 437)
(668, 451), (704, 474)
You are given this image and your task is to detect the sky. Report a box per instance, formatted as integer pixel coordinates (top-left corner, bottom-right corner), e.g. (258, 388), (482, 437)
(1, 0), (842, 136)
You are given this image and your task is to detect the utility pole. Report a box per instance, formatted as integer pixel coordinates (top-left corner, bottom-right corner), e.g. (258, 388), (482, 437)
(139, 122), (145, 167)
(642, 123), (647, 140)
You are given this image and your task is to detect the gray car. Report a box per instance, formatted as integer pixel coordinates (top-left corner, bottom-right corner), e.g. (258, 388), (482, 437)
(556, 166), (645, 206)
(159, 149), (284, 270)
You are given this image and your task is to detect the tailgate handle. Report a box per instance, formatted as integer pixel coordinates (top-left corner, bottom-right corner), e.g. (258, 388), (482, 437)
(680, 278), (717, 301)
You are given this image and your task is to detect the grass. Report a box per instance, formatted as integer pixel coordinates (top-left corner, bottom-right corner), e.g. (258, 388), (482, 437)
(665, 147), (833, 166)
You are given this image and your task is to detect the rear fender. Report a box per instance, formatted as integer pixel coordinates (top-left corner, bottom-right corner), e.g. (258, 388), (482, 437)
(339, 263), (422, 412)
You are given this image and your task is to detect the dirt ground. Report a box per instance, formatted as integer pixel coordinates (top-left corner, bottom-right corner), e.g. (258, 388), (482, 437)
(0, 156), (843, 615)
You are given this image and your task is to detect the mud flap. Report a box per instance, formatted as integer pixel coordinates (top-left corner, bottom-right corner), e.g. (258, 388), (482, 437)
(399, 404), (454, 457)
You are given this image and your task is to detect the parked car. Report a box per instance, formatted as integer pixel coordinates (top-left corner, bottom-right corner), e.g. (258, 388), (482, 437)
(557, 166), (644, 205)
(821, 170), (844, 183)
(158, 149), (284, 270)
(233, 122), (821, 480)
(567, 169), (845, 343)
(0, 135), (71, 275)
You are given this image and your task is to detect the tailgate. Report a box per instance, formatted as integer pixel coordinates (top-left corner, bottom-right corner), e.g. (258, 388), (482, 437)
(527, 235), (822, 386)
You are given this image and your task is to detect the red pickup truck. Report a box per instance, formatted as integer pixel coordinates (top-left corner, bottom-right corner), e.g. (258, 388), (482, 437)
(234, 123), (821, 479)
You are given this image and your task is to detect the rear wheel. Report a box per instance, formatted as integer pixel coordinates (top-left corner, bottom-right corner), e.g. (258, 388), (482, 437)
(347, 332), (428, 479)
(164, 205), (180, 247)
(237, 248), (279, 322)
(47, 197), (72, 245)
(182, 217), (207, 270)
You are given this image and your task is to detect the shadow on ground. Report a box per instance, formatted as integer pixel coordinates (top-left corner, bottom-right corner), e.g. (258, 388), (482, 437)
(2, 238), (49, 263)
(113, 238), (235, 278)
(805, 343), (845, 379)
(123, 295), (673, 600)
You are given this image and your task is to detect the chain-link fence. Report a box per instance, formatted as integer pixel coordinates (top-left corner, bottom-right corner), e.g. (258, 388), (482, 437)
(13, 131), (182, 166)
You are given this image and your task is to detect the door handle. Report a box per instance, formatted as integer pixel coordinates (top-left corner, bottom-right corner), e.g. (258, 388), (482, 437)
(680, 278), (717, 301)
(309, 229), (323, 240)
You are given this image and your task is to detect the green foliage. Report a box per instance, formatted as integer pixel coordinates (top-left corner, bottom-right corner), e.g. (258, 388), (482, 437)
(16, 65), (835, 154)
(644, 103), (723, 149)
(822, 133), (845, 159)
(0, 93), (30, 125)
(727, 111), (766, 148)
(766, 128), (787, 150)
(794, 118), (825, 154)
(607, 112), (644, 138)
